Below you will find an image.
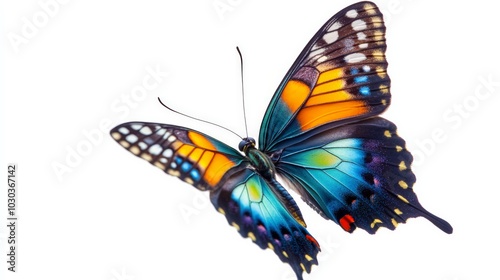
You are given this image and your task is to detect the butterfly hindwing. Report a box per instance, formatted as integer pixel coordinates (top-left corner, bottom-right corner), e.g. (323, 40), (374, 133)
(260, 1), (390, 151)
(275, 117), (453, 234)
(210, 168), (320, 280)
(110, 122), (246, 190)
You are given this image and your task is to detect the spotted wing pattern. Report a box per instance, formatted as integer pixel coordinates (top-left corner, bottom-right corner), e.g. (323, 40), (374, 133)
(275, 118), (453, 234)
(110, 122), (246, 190)
(260, 1), (391, 151)
(211, 169), (320, 280)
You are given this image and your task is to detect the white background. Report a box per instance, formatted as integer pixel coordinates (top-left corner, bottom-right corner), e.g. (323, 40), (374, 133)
(1, 0), (499, 279)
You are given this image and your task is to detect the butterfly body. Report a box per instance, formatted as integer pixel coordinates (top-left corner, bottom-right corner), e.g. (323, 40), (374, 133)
(110, 2), (452, 279)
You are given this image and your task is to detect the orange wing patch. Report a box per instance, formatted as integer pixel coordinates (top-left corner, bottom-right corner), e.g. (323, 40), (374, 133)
(297, 100), (368, 130)
(188, 131), (237, 187)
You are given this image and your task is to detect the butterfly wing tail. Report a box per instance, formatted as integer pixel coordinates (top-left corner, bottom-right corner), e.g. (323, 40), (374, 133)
(210, 168), (320, 279)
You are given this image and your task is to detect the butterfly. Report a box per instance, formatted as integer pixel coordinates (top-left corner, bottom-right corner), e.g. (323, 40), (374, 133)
(110, 1), (453, 279)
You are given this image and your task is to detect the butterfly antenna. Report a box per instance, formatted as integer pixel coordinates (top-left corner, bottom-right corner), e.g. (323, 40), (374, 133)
(236, 46), (249, 138)
(157, 97), (243, 140)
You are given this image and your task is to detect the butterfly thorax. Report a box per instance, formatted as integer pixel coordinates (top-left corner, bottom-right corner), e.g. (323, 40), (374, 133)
(239, 137), (276, 179)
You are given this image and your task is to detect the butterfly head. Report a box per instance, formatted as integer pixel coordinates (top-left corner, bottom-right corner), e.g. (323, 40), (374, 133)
(238, 137), (256, 153)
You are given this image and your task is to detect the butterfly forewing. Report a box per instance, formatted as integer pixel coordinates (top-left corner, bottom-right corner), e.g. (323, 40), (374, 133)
(111, 122), (246, 191)
(260, 1), (390, 151)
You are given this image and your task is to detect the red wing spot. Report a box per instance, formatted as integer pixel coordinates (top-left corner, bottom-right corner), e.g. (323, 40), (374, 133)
(339, 214), (355, 232)
(306, 234), (320, 250)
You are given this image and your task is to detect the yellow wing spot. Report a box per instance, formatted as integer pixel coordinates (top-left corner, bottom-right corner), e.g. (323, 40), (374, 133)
(379, 84), (389, 94)
(248, 232), (256, 242)
(185, 177), (194, 185)
(364, 3), (377, 14)
(376, 66), (386, 78)
(267, 243), (274, 250)
(154, 162), (165, 169)
(167, 169), (180, 177)
(394, 208), (403, 215)
(396, 145), (403, 152)
(217, 208), (226, 215)
(119, 140), (130, 148)
(397, 194), (409, 203)
(373, 30), (384, 41)
(370, 219), (383, 228)
(372, 17), (383, 28)
(111, 132), (121, 140)
(391, 218), (399, 228)
(141, 154), (152, 161)
(398, 180), (409, 189)
(300, 263), (306, 272)
(384, 130), (392, 138)
(399, 161), (407, 171)
(231, 222), (240, 231)
(130, 146), (140, 155)
(282, 251), (289, 258)
(381, 99), (387, 106)
(372, 50), (385, 61)
(305, 254), (313, 261)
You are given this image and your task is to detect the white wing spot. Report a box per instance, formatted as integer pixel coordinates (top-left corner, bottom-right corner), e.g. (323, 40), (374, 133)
(131, 124), (142, 130)
(344, 53), (367, 63)
(323, 31), (338, 44)
(149, 144), (163, 156)
(328, 22), (342, 32)
(125, 134), (138, 143)
(138, 142), (148, 150)
(359, 43), (368, 48)
(308, 47), (324, 58)
(139, 126), (152, 135)
(352, 19), (367, 31)
(318, 56), (328, 63)
(159, 158), (167, 163)
(162, 132), (172, 140)
(156, 128), (167, 135)
(362, 65), (371, 72)
(346, 9), (358, 18)
(168, 135), (176, 142)
(118, 127), (129, 134)
(163, 149), (173, 158)
(357, 32), (367, 40)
